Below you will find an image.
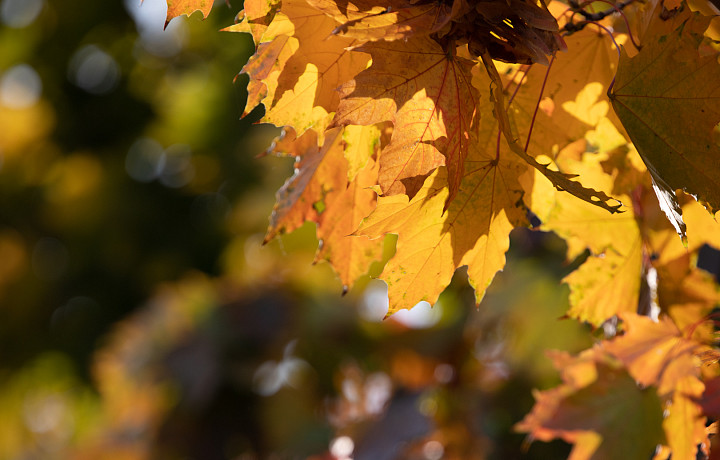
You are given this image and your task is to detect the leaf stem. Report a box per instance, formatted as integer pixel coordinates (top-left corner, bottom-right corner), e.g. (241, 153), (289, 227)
(478, 48), (623, 214)
(525, 55), (554, 153)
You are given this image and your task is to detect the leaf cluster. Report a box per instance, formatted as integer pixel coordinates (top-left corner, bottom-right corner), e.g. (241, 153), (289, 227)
(170, 0), (720, 457)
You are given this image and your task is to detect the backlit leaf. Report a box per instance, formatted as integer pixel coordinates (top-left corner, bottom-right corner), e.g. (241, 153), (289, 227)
(517, 351), (665, 460)
(609, 6), (720, 238)
(522, 148), (641, 326)
(480, 51), (624, 215)
(265, 128), (346, 242)
(334, 36), (478, 206)
(604, 313), (705, 397)
(355, 137), (527, 313)
(315, 157), (384, 292)
(662, 376), (707, 460)
(238, 0), (370, 134)
(163, 0), (213, 27)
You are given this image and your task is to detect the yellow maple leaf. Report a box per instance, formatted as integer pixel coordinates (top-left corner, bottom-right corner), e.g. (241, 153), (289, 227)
(524, 149), (642, 326)
(507, 28), (625, 156)
(355, 139), (527, 313)
(264, 126), (384, 291)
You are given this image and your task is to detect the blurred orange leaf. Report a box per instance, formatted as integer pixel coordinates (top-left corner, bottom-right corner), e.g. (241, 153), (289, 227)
(517, 352), (665, 460)
(604, 313), (704, 397)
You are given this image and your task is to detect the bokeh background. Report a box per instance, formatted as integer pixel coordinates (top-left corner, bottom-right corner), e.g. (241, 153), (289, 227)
(0, 0), (609, 458)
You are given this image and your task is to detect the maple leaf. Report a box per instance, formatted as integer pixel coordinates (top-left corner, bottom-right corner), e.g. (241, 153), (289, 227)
(222, 0), (281, 47)
(604, 313), (705, 397)
(602, 313), (712, 460)
(609, 4), (720, 239)
(161, 0), (214, 28)
(264, 127), (384, 291)
(345, 68), (527, 313)
(264, 128), (346, 242)
(521, 149), (642, 326)
(355, 140), (527, 314)
(333, 35), (478, 206)
(507, 28), (626, 155)
(662, 376), (708, 460)
(235, 0), (370, 134)
(564, 248), (643, 326)
(314, 156), (384, 292)
(525, 140), (720, 329)
(516, 350), (665, 460)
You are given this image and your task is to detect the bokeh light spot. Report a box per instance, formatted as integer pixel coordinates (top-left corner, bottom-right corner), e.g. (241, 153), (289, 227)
(68, 45), (120, 95)
(359, 280), (389, 321)
(125, 137), (166, 182)
(0, 0), (44, 28)
(329, 436), (354, 460)
(422, 440), (444, 460)
(124, 0), (187, 57)
(0, 64), (42, 109)
(159, 144), (194, 188)
(391, 301), (443, 329)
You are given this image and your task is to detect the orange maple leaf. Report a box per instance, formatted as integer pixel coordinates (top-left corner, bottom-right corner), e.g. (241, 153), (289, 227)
(315, 156), (384, 292)
(602, 313), (712, 460)
(265, 128), (346, 242)
(334, 35), (478, 206)
(264, 127), (384, 291)
(604, 313), (705, 397)
(234, 0), (370, 134)
(162, 0), (214, 27)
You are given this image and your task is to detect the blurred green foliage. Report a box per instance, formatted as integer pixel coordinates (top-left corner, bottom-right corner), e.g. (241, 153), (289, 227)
(0, 1), (596, 458)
